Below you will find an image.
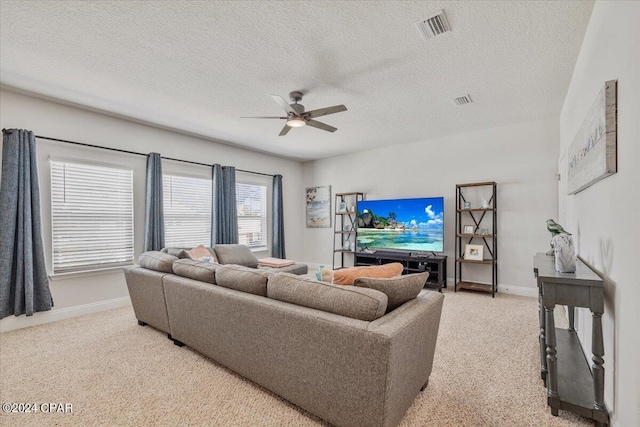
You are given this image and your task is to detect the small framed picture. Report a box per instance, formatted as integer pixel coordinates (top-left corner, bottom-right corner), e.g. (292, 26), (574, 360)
(463, 225), (474, 234)
(463, 201), (471, 209)
(464, 244), (484, 261)
(338, 202), (347, 213)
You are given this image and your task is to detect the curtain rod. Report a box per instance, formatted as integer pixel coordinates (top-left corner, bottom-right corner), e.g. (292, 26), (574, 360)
(31, 134), (275, 178)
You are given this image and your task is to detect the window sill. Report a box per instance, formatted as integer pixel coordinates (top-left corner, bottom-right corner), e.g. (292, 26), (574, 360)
(250, 247), (269, 254)
(49, 263), (134, 281)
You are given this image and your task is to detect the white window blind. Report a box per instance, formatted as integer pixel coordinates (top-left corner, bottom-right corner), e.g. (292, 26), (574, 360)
(51, 160), (134, 273)
(236, 182), (267, 250)
(163, 174), (212, 248)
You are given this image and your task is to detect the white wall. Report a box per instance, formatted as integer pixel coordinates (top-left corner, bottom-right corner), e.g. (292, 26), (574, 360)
(559, 2), (640, 426)
(302, 117), (559, 293)
(0, 89), (304, 331)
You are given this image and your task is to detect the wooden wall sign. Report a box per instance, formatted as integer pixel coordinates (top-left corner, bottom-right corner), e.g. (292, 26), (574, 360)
(567, 80), (617, 194)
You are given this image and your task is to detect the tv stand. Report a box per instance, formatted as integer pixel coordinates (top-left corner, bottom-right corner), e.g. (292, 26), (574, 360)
(355, 250), (447, 292)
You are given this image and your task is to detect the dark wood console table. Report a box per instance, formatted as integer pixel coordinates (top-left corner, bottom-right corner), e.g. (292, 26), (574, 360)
(533, 253), (609, 426)
(356, 251), (446, 292)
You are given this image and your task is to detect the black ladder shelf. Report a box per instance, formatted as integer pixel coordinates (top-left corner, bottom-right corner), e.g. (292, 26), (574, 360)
(454, 181), (498, 297)
(332, 192), (364, 270)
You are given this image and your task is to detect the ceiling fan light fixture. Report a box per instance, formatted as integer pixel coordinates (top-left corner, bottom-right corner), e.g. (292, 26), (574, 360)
(286, 117), (306, 127)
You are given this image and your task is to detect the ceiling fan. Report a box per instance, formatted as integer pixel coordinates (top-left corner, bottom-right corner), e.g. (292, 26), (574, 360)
(242, 91), (347, 136)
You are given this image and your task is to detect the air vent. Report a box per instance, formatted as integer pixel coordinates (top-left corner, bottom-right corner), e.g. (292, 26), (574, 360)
(452, 95), (473, 106)
(416, 10), (451, 40)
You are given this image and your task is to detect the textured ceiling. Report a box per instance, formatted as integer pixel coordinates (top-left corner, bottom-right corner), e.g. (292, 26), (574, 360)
(0, 1), (594, 161)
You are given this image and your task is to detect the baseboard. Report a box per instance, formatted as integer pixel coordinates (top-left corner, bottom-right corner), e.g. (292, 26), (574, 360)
(496, 284), (538, 297)
(0, 296), (131, 333)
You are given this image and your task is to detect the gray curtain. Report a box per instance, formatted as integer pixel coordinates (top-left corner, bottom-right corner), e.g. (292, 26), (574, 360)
(271, 174), (286, 258)
(143, 152), (165, 251)
(0, 129), (53, 319)
(211, 164), (238, 244)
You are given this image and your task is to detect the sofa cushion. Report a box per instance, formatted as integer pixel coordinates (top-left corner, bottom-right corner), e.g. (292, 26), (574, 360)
(215, 264), (270, 296)
(321, 263), (404, 285)
(213, 244), (259, 268)
(138, 251), (177, 273)
(354, 272), (429, 312)
(267, 273), (388, 321)
(172, 259), (219, 284)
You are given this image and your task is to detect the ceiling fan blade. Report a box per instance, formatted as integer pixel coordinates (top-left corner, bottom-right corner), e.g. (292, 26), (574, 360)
(306, 120), (337, 133)
(271, 95), (298, 115)
(304, 105), (347, 119)
(279, 124), (292, 136)
(240, 116), (287, 119)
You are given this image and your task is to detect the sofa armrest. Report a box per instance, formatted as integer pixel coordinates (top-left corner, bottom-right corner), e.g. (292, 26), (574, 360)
(368, 291), (444, 427)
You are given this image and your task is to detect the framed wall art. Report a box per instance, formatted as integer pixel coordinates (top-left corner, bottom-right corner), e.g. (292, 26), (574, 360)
(306, 185), (331, 228)
(567, 80), (617, 194)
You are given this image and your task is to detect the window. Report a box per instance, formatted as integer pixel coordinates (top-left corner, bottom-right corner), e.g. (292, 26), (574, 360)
(51, 160), (134, 273)
(163, 174), (212, 247)
(236, 182), (267, 250)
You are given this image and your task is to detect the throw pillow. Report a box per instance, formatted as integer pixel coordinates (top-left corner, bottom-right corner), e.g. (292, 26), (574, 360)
(321, 263), (404, 286)
(213, 244), (259, 268)
(163, 247), (189, 259)
(354, 272), (429, 312)
(186, 244), (217, 263)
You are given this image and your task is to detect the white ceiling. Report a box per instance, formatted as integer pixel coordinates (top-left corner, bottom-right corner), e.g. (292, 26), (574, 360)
(0, 1), (594, 161)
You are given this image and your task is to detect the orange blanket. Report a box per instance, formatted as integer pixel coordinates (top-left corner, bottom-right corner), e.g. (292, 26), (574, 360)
(322, 263), (404, 285)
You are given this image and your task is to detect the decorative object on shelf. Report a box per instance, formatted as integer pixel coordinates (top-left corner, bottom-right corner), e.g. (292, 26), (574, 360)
(338, 201), (348, 213)
(463, 201), (471, 209)
(567, 80), (617, 195)
(551, 233), (576, 273)
(342, 240), (351, 251)
(464, 244), (484, 261)
(480, 198), (490, 209)
(349, 205), (355, 212)
(306, 185), (331, 228)
(463, 225), (474, 234)
(545, 219), (571, 256)
(343, 225), (352, 232)
(315, 265), (324, 281)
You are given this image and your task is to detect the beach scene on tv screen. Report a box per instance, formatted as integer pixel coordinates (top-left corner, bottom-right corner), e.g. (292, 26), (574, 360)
(356, 197), (444, 252)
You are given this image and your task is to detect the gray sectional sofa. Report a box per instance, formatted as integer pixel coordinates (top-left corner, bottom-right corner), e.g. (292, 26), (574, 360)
(124, 245), (444, 427)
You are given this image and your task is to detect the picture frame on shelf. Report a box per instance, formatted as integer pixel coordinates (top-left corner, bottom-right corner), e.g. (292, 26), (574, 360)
(464, 244), (484, 261)
(338, 202), (348, 213)
(463, 225), (474, 234)
(463, 202), (471, 209)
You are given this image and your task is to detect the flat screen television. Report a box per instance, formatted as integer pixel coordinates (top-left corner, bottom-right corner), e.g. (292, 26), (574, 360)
(356, 197), (444, 253)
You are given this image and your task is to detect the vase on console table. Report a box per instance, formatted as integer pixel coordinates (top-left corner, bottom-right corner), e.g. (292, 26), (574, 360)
(551, 233), (576, 273)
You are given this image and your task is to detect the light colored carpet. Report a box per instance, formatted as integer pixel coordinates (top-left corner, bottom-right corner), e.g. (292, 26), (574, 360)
(0, 289), (592, 427)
